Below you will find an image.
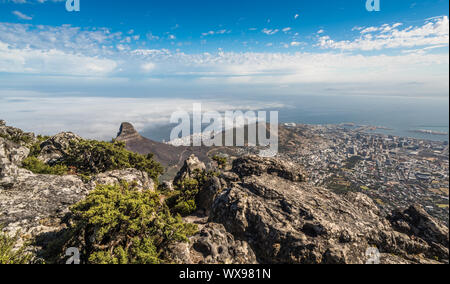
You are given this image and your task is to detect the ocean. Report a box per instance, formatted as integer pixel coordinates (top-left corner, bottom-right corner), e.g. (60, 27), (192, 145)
(142, 95), (449, 143)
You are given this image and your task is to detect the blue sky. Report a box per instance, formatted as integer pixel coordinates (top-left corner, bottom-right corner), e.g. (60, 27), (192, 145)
(0, 0), (449, 138)
(1, 0), (448, 53)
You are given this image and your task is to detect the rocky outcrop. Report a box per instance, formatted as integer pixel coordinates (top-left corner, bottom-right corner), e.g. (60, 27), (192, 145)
(232, 155), (307, 182)
(38, 132), (82, 164)
(166, 223), (257, 264)
(388, 204), (449, 260)
(173, 154), (206, 185)
(0, 121), (35, 146)
(205, 155), (448, 264)
(0, 127), (158, 251)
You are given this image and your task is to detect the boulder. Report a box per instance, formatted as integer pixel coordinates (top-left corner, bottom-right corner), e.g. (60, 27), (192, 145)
(232, 155), (307, 182)
(90, 168), (155, 192)
(173, 154), (206, 185)
(38, 132), (82, 164)
(196, 176), (222, 215)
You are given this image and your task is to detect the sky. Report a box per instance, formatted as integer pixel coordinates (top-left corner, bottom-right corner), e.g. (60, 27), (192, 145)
(0, 0), (449, 139)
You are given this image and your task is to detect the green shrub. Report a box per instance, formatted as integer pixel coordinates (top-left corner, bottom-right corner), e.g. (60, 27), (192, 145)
(28, 135), (50, 157)
(21, 157), (68, 175)
(0, 133), (33, 145)
(65, 140), (164, 181)
(212, 155), (227, 169)
(167, 170), (218, 216)
(0, 229), (32, 264)
(22, 138), (163, 184)
(46, 183), (197, 264)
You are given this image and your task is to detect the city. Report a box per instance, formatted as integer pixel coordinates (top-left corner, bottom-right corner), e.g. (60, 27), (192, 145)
(276, 124), (449, 224)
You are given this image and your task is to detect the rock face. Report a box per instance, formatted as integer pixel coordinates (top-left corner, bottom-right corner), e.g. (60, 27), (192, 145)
(167, 223), (257, 264)
(116, 122), (141, 143)
(388, 205), (449, 260)
(38, 132), (82, 164)
(206, 155), (448, 264)
(173, 154), (206, 185)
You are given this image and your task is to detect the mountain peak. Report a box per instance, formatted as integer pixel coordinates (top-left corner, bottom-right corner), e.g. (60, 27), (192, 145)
(116, 122), (140, 141)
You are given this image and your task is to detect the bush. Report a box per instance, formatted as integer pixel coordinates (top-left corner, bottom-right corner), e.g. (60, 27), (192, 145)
(212, 155), (227, 169)
(22, 157), (68, 175)
(0, 133), (33, 145)
(22, 138), (164, 184)
(167, 170), (218, 216)
(28, 135), (50, 157)
(46, 183), (197, 264)
(65, 140), (164, 182)
(0, 229), (32, 264)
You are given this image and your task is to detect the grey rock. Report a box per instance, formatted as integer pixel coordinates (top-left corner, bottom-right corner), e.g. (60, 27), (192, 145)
(196, 176), (222, 215)
(166, 223), (257, 264)
(173, 154), (206, 185)
(208, 155), (449, 264)
(90, 168), (155, 192)
(232, 155), (307, 182)
(38, 132), (82, 164)
(160, 181), (174, 192)
(0, 121), (35, 146)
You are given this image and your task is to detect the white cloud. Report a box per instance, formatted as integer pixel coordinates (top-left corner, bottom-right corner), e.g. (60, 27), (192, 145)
(0, 20), (447, 98)
(12, 10), (32, 20)
(262, 28), (279, 35)
(0, 95), (284, 140)
(318, 16), (449, 51)
(0, 41), (117, 76)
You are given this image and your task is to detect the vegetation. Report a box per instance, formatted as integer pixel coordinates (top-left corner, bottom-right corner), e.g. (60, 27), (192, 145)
(46, 183), (197, 264)
(28, 135), (50, 157)
(167, 170), (218, 216)
(21, 157), (68, 175)
(212, 155), (227, 169)
(22, 138), (164, 184)
(0, 133), (33, 145)
(66, 140), (163, 182)
(0, 228), (33, 264)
